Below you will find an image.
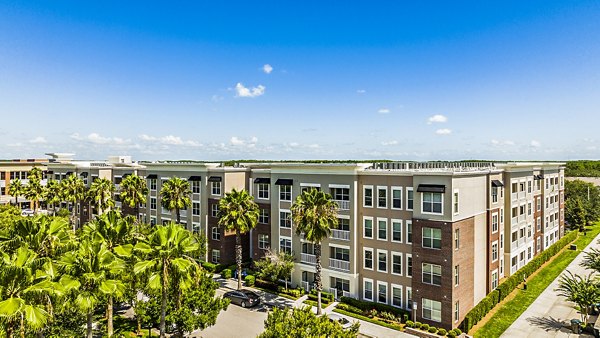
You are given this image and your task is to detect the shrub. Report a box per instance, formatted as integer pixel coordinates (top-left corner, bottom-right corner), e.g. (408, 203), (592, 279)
(368, 309), (378, 318)
(421, 323), (430, 331)
(452, 328), (462, 335)
(403, 313), (409, 323)
(428, 326), (438, 333)
(446, 332), (456, 338)
(339, 297), (410, 318)
(437, 328), (447, 335)
(221, 269), (232, 279)
(310, 289), (334, 302)
(255, 278), (278, 292)
(414, 321), (422, 329)
(337, 303), (349, 311)
(201, 261), (217, 272)
(244, 275), (255, 286)
(405, 320), (414, 328)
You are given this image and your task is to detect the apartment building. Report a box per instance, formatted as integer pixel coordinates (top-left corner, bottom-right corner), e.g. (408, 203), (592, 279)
(0, 158), (48, 208)
(30, 154), (566, 329)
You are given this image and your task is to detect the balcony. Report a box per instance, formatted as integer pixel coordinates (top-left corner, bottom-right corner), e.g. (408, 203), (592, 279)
(329, 258), (350, 272)
(330, 229), (350, 241)
(335, 200), (350, 210)
(301, 253), (316, 265)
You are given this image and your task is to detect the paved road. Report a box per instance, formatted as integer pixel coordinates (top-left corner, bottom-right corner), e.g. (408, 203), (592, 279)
(501, 231), (600, 338)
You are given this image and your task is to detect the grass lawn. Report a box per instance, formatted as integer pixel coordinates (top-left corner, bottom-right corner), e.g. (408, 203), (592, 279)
(474, 225), (600, 337)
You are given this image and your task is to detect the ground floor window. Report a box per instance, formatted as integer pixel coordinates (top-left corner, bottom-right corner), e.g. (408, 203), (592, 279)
(332, 277), (350, 293)
(211, 249), (220, 263)
(280, 238), (292, 254)
(259, 234), (269, 249)
(363, 279), (373, 301)
(392, 285), (403, 307)
(377, 282), (387, 304)
(422, 298), (442, 322)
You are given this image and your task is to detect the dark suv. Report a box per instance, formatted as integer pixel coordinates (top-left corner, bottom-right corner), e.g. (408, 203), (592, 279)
(223, 289), (261, 308)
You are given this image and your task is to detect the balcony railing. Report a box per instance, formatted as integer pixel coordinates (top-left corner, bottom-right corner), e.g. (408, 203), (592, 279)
(329, 258), (350, 272)
(301, 253), (316, 265)
(335, 200), (350, 210)
(330, 229), (350, 241)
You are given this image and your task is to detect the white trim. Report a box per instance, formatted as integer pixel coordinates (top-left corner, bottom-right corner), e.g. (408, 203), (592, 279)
(329, 184), (350, 189)
(376, 281), (388, 304)
(376, 217), (388, 241)
(363, 216), (374, 239)
(453, 188), (460, 215)
(406, 220), (413, 245)
(406, 187), (414, 211)
(300, 183), (321, 187)
(491, 240), (499, 263)
(363, 185), (374, 208)
(405, 287), (412, 310)
(330, 243), (351, 250)
(391, 283), (403, 308)
(160, 176), (170, 180)
(377, 186), (388, 209)
(391, 219), (403, 243)
(391, 186), (403, 210)
(337, 214), (350, 219)
(377, 249), (388, 273)
(406, 253), (412, 278)
(363, 247), (374, 271)
(492, 212), (499, 234)
(363, 278), (374, 301)
(421, 191), (444, 215)
(391, 251), (403, 276)
(278, 184), (292, 202)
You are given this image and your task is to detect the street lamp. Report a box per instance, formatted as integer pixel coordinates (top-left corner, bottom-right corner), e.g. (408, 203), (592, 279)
(413, 301), (418, 322)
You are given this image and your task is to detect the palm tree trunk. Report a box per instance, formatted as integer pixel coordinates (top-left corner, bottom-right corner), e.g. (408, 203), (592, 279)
(7, 321), (13, 338)
(314, 243), (323, 315)
(160, 261), (167, 338)
(176, 207), (180, 224)
(236, 230), (242, 290)
(20, 313), (24, 338)
(107, 296), (114, 337)
(87, 310), (93, 338)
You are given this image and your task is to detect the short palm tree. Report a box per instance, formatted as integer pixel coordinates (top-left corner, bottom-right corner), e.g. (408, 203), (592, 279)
(291, 188), (338, 315)
(60, 174), (86, 229)
(160, 177), (191, 224)
(0, 216), (72, 258)
(88, 178), (115, 215)
(7, 179), (24, 207)
(133, 223), (201, 338)
(24, 179), (44, 214)
(119, 174), (148, 221)
(43, 180), (62, 215)
(555, 271), (600, 326)
(217, 189), (259, 290)
(582, 248), (600, 273)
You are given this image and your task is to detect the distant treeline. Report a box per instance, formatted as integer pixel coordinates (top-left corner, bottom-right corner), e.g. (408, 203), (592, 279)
(566, 161), (600, 177)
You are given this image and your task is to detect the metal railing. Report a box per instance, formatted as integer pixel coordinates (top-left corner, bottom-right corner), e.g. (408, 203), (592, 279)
(301, 253), (316, 265)
(330, 229), (350, 241)
(329, 258), (350, 272)
(335, 200), (350, 210)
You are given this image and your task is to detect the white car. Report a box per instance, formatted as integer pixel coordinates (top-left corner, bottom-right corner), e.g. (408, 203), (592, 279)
(327, 313), (354, 330)
(21, 209), (34, 217)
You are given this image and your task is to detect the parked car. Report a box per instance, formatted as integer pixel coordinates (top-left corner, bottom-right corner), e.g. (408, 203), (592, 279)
(223, 289), (261, 308)
(21, 209), (34, 217)
(327, 313), (354, 330)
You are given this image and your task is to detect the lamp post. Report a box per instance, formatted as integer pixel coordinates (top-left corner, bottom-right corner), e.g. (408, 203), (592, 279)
(413, 302), (418, 322)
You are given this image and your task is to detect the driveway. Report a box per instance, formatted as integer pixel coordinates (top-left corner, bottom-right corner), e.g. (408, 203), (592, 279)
(501, 231), (600, 337)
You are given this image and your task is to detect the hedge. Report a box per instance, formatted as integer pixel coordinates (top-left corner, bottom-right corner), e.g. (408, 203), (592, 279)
(461, 230), (578, 333)
(201, 261), (228, 273)
(339, 296), (410, 319)
(221, 269), (232, 279)
(310, 289), (335, 303)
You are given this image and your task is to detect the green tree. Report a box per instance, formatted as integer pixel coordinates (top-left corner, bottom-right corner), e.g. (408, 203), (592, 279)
(133, 223), (202, 338)
(217, 188), (259, 290)
(119, 174), (149, 221)
(88, 178), (116, 215)
(291, 188), (338, 315)
(259, 306), (359, 338)
(0, 216), (72, 258)
(581, 248), (600, 273)
(566, 197), (588, 231)
(565, 179), (600, 227)
(7, 179), (24, 207)
(255, 249), (295, 291)
(555, 271), (600, 326)
(60, 174), (86, 229)
(160, 177), (191, 224)
(24, 173), (45, 214)
(43, 180), (63, 215)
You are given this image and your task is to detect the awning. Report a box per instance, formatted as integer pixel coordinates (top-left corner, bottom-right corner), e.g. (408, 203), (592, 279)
(417, 184), (446, 193)
(146, 174), (158, 179)
(122, 173), (131, 178)
(491, 180), (504, 187)
(188, 176), (202, 181)
(535, 174), (544, 180)
(65, 171), (73, 176)
(208, 176), (222, 182)
(254, 177), (270, 184)
(275, 178), (293, 185)
(80, 172), (88, 177)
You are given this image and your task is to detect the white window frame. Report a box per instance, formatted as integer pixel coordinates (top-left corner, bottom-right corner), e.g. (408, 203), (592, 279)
(391, 219), (403, 243)
(377, 249), (388, 273)
(211, 227), (220, 241)
(391, 251), (403, 276)
(363, 247), (374, 270)
(259, 208), (270, 224)
(211, 249), (220, 263)
(377, 281), (388, 304)
(422, 263), (442, 286)
(377, 218), (387, 241)
(422, 227), (442, 250)
(257, 183), (269, 200)
(363, 278), (374, 301)
(391, 186), (403, 210)
(363, 185), (373, 208)
(454, 264), (459, 287)
(406, 187), (414, 211)
(406, 253), (412, 278)
(363, 216), (374, 239)
(422, 298), (442, 323)
(422, 192), (444, 215)
(377, 186), (387, 209)
(406, 287), (412, 310)
(192, 202), (200, 216)
(491, 269), (499, 290)
(279, 209), (292, 228)
(406, 220), (412, 244)
(279, 184), (292, 202)
(211, 204), (219, 218)
(492, 213), (499, 234)
(258, 234), (269, 249)
(453, 189), (459, 215)
(279, 237), (292, 254)
(391, 284), (403, 308)
(211, 181), (221, 196)
(492, 240), (499, 262)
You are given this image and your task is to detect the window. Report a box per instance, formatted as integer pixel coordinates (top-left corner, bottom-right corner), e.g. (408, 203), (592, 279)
(363, 186), (373, 207)
(391, 187), (402, 209)
(150, 197), (157, 210)
(454, 301), (460, 322)
(211, 249), (220, 263)
(258, 183), (269, 199)
(331, 247), (350, 261)
(378, 250), (387, 272)
(191, 180), (200, 194)
(453, 190), (459, 214)
(407, 187), (414, 210)
(492, 242), (498, 262)
(211, 204), (219, 217)
(377, 187), (387, 208)
(528, 202), (532, 216)
(259, 234), (269, 249)
(422, 263), (442, 286)
(150, 217), (156, 226)
(519, 182), (525, 192)
(377, 218), (387, 240)
(364, 248), (373, 270)
(364, 217), (373, 238)
(0, 187), (4, 196)
(423, 298), (442, 322)
(454, 265), (459, 286)
(406, 221), (412, 244)
(537, 217), (541, 231)
(211, 227), (220, 240)
(407, 254), (413, 277)
(492, 271), (499, 289)
(364, 279), (373, 301)
(392, 285), (403, 308)
(422, 227), (442, 249)
(537, 198), (541, 211)
(150, 179), (157, 191)
(280, 211), (291, 228)
(392, 220), (402, 242)
(527, 181), (532, 193)
(259, 209), (270, 224)
(331, 187), (349, 201)
(211, 181), (221, 195)
(377, 282), (388, 304)
(192, 202), (200, 216)
(337, 218), (350, 231)
(192, 223), (201, 233)
(279, 185), (291, 201)
(454, 228), (460, 249)
(492, 186), (498, 203)
(492, 214), (498, 233)
(392, 252), (403, 275)
(279, 238), (292, 254)
(422, 192), (443, 214)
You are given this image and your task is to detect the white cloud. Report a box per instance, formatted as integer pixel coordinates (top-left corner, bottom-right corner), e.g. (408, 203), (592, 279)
(381, 140), (398, 146)
(230, 136), (258, 147)
(427, 114), (448, 124)
(235, 83), (266, 98)
(357, 89), (366, 94)
(29, 136), (47, 144)
(308, 144), (320, 149)
(530, 140), (541, 147)
(262, 64), (273, 74)
(211, 94), (224, 102)
(491, 139), (515, 146)
(435, 128), (452, 135)
(71, 132), (130, 145)
(378, 108), (390, 114)
(139, 134), (201, 147)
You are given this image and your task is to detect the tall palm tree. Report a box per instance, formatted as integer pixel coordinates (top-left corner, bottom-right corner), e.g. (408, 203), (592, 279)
(60, 174), (86, 229)
(88, 178), (115, 215)
(43, 180), (62, 215)
(133, 223), (201, 338)
(27, 167), (43, 181)
(119, 174), (148, 221)
(217, 189), (259, 290)
(160, 177), (191, 224)
(291, 188), (338, 315)
(7, 179), (24, 207)
(24, 178), (44, 214)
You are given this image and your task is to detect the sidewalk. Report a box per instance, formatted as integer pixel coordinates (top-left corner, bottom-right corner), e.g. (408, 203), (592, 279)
(501, 232), (600, 337)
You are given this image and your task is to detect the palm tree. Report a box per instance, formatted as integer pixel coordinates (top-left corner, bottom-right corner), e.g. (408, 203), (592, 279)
(88, 178), (116, 216)
(133, 223), (201, 338)
(60, 174), (86, 229)
(43, 180), (62, 215)
(555, 271), (600, 326)
(217, 189), (259, 290)
(160, 177), (191, 224)
(291, 188), (338, 315)
(24, 178), (44, 214)
(27, 167), (43, 181)
(0, 216), (72, 258)
(7, 179), (24, 207)
(119, 174), (148, 221)
(581, 248), (600, 273)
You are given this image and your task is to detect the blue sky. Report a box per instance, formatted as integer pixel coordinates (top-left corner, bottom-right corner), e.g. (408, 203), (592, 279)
(1, 1), (599, 161)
